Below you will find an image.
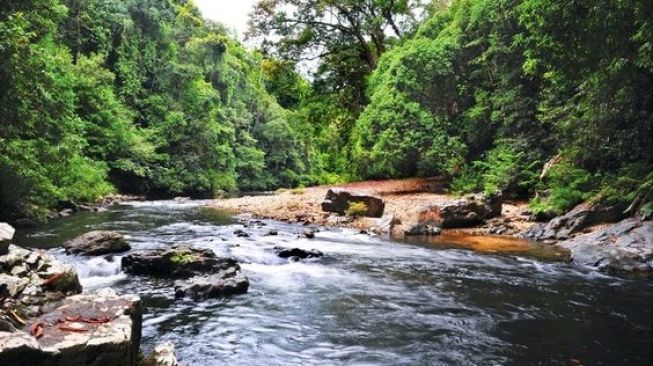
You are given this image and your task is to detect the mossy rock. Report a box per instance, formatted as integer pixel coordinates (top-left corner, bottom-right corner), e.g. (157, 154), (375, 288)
(121, 245), (239, 278)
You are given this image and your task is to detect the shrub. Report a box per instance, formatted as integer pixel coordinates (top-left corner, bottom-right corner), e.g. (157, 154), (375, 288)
(530, 159), (593, 216)
(480, 141), (540, 197)
(345, 202), (368, 217)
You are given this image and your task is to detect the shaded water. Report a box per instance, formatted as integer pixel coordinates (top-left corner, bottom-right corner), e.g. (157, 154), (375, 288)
(14, 201), (653, 365)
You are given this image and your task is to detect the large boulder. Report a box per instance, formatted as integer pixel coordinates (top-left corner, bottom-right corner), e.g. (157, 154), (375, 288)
(64, 231), (131, 256)
(522, 203), (625, 241)
(1, 245), (82, 321)
(174, 267), (249, 300)
(557, 218), (653, 273)
(123, 245), (249, 300)
(0, 223), (15, 256)
(121, 244), (239, 278)
(417, 193), (502, 228)
(321, 189), (385, 218)
(0, 289), (141, 366)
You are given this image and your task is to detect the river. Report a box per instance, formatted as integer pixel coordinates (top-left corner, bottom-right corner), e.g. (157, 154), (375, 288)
(14, 200), (653, 365)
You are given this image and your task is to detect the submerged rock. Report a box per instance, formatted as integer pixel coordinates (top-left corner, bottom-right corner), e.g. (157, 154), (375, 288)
(121, 244), (239, 278)
(303, 229), (316, 239)
(274, 247), (323, 260)
(557, 218), (653, 273)
(64, 231), (131, 256)
(321, 189), (385, 217)
(0, 289), (141, 366)
(174, 267), (249, 299)
(417, 193), (502, 228)
(1, 245), (82, 321)
(522, 203), (626, 241)
(233, 229), (250, 237)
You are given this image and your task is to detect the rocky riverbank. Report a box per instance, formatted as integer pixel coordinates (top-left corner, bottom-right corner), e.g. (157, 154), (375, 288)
(9, 194), (144, 228)
(0, 223), (251, 365)
(212, 178), (535, 235)
(212, 178), (653, 275)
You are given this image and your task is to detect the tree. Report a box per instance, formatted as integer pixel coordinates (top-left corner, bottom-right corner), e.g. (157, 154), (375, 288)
(249, 0), (420, 70)
(248, 0), (425, 160)
(0, 0), (113, 220)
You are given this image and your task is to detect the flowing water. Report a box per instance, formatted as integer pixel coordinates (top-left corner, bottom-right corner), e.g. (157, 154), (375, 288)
(14, 201), (653, 365)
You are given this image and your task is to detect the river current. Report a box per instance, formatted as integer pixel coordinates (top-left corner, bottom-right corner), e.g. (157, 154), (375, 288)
(14, 200), (653, 365)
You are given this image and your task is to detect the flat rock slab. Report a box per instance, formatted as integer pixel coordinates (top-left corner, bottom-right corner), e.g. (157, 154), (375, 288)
(558, 218), (653, 273)
(0, 289), (141, 366)
(64, 231), (130, 256)
(321, 189), (385, 217)
(121, 244), (239, 278)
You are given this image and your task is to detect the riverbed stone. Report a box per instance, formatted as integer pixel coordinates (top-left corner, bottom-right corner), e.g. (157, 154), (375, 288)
(417, 193), (502, 228)
(174, 267), (249, 299)
(121, 244), (239, 278)
(557, 218), (653, 273)
(64, 231), (131, 256)
(321, 189), (385, 217)
(234, 229), (250, 237)
(522, 202), (626, 241)
(0, 289), (141, 366)
(405, 224), (442, 236)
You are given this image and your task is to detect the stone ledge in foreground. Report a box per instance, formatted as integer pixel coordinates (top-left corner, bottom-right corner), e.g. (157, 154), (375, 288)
(0, 288), (141, 366)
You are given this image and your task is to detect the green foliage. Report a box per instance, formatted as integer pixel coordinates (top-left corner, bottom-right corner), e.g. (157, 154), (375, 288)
(351, 36), (467, 178)
(0, 0), (324, 221)
(170, 252), (195, 265)
(345, 202), (368, 217)
(0, 1), (113, 221)
(621, 169), (653, 220)
(530, 160), (593, 216)
(353, 0), (652, 216)
(1, 0), (651, 223)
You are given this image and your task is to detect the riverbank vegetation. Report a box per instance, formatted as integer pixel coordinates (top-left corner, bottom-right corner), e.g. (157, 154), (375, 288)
(1, 0), (651, 222)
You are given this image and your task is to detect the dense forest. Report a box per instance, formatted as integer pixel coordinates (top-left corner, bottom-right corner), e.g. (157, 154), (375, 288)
(1, 0), (652, 223)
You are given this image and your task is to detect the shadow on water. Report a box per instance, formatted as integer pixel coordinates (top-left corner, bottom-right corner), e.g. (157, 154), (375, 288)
(11, 201), (653, 366)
